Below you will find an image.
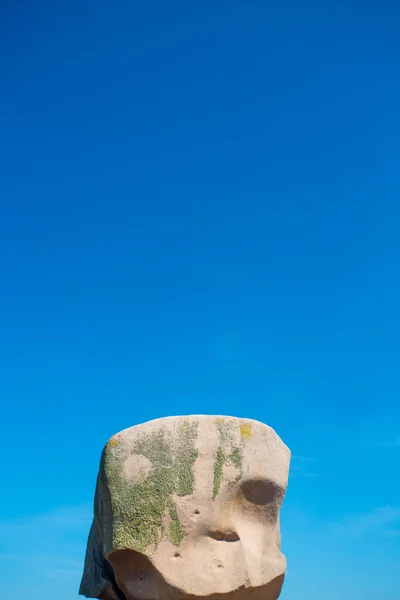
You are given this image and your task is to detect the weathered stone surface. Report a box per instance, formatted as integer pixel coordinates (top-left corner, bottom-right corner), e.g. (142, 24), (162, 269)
(80, 415), (290, 600)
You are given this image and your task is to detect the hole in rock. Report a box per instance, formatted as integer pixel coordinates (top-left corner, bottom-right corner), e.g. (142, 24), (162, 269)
(208, 530), (239, 542)
(241, 479), (284, 506)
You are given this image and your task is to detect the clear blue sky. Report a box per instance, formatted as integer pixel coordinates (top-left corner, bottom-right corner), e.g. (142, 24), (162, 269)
(1, 1), (399, 598)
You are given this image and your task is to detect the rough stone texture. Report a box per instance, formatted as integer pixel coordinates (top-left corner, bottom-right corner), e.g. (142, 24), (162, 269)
(80, 415), (291, 600)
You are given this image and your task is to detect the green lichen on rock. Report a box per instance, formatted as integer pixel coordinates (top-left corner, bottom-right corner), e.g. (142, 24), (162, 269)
(230, 446), (243, 473)
(213, 446), (225, 500)
(213, 419), (244, 499)
(174, 420), (198, 496)
(168, 500), (184, 546)
(101, 420), (198, 553)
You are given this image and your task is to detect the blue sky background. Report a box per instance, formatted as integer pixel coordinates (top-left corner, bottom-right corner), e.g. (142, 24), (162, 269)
(1, 1), (400, 598)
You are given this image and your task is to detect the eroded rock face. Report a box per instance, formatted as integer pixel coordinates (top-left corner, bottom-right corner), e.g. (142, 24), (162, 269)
(80, 416), (290, 600)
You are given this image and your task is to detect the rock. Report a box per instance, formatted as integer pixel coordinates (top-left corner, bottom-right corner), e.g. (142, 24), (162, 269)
(80, 415), (291, 600)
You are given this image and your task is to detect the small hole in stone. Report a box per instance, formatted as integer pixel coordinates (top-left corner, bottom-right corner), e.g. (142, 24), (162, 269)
(194, 509), (200, 514)
(174, 552), (181, 558)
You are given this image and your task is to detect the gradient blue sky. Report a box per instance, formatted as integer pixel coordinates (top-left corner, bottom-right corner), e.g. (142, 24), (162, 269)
(1, 1), (400, 598)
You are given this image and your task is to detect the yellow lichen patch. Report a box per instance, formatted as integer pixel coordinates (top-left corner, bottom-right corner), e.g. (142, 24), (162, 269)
(214, 417), (225, 426)
(240, 423), (252, 438)
(109, 435), (120, 447)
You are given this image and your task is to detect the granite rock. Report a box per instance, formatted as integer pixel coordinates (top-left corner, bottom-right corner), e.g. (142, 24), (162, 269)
(80, 415), (290, 600)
